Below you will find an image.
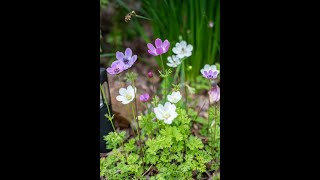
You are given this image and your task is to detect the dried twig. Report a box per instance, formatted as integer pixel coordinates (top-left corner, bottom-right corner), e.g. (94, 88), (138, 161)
(194, 102), (206, 122)
(205, 171), (212, 180)
(141, 165), (153, 177)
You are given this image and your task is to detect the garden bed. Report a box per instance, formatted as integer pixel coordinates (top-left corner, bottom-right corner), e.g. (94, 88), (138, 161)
(100, 1), (220, 179)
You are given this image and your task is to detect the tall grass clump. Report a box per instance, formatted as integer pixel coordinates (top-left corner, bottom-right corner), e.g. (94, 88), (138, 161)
(141, 0), (220, 81)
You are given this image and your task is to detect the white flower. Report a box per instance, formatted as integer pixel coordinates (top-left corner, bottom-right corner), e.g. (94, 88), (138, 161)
(167, 91), (182, 103)
(172, 41), (193, 59)
(154, 102), (178, 124)
(167, 55), (182, 68)
(116, 85), (136, 104)
(200, 64), (219, 79)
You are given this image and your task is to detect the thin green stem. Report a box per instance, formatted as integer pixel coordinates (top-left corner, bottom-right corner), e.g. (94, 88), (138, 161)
(132, 80), (145, 166)
(144, 102), (150, 114)
(100, 83), (127, 161)
(100, 84), (114, 132)
(118, 75), (135, 136)
(152, 78), (155, 94)
(135, 15), (152, 21)
(184, 60), (188, 112)
(100, 53), (115, 58)
(160, 55), (165, 72)
(213, 103), (218, 145)
(131, 103), (137, 125)
(207, 101), (210, 138)
(160, 55), (166, 100)
(173, 64), (181, 84)
(180, 60), (186, 109)
(117, 75), (122, 88)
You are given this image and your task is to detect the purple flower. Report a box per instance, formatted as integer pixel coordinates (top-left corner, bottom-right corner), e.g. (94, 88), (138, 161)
(106, 61), (124, 75)
(147, 71), (153, 78)
(200, 64), (219, 79)
(116, 48), (137, 70)
(139, 93), (150, 102)
(147, 38), (170, 56)
(209, 85), (220, 103)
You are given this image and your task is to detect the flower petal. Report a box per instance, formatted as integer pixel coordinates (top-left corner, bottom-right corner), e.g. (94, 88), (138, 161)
(131, 55), (137, 63)
(177, 54), (184, 59)
(116, 95), (124, 102)
(125, 48), (132, 57)
(127, 96), (134, 103)
(185, 51), (192, 57)
(186, 44), (193, 51)
(204, 64), (211, 70)
(148, 50), (157, 56)
(172, 111), (178, 119)
(172, 47), (180, 54)
(200, 69), (205, 76)
(116, 52), (124, 60)
(175, 43), (181, 50)
(170, 104), (176, 112)
(210, 65), (217, 70)
(212, 71), (219, 79)
(180, 41), (187, 48)
(119, 88), (127, 96)
(139, 95), (144, 102)
(164, 102), (172, 111)
(162, 40), (169, 48)
(163, 40), (170, 52)
(122, 99), (131, 104)
(147, 43), (156, 52)
(111, 60), (121, 67)
(127, 85), (133, 92)
(155, 38), (162, 48)
(106, 67), (114, 75)
(204, 71), (211, 79)
(157, 104), (165, 112)
(156, 48), (163, 55)
(154, 107), (163, 120)
(164, 119), (172, 124)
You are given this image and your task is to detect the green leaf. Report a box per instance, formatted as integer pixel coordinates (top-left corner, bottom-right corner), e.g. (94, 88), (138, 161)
(127, 153), (139, 165)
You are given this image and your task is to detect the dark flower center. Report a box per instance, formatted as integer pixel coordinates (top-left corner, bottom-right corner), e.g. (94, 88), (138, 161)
(123, 57), (130, 64)
(208, 75), (213, 78)
(114, 68), (120, 73)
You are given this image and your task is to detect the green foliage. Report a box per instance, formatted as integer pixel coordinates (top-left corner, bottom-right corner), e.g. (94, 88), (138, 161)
(191, 75), (211, 93)
(151, 95), (160, 107)
(100, 107), (219, 179)
(158, 68), (172, 78)
(186, 136), (203, 151)
(171, 83), (181, 92)
(142, 0), (220, 80)
(124, 71), (138, 83)
(100, 0), (108, 8)
(124, 139), (136, 153)
(103, 131), (126, 150)
(100, 2), (220, 176)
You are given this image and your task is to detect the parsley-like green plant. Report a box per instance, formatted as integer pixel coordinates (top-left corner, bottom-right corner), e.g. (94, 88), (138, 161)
(100, 27), (220, 180)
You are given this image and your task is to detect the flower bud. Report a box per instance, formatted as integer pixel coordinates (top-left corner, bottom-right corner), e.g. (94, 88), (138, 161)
(147, 71), (153, 78)
(209, 85), (220, 103)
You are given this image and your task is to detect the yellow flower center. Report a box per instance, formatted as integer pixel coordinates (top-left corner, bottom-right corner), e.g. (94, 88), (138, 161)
(163, 113), (171, 119)
(125, 94), (132, 101)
